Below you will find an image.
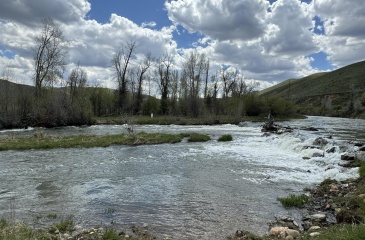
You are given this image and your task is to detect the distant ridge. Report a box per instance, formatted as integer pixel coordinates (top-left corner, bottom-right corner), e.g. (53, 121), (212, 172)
(260, 60), (365, 100)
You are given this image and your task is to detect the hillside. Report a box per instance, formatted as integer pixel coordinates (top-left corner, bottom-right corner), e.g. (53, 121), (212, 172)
(259, 60), (365, 117)
(261, 61), (365, 99)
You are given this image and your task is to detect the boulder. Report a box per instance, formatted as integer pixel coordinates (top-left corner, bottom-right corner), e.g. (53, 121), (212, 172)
(326, 147), (336, 153)
(359, 146), (365, 151)
(269, 227), (300, 239)
(312, 152), (324, 158)
(313, 137), (328, 146)
(286, 229), (300, 239)
(341, 154), (355, 161)
(269, 226), (289, 238)
(309, 226), (321, 231)
(310, 232), (320, 237)
(311, 213), (326, 221)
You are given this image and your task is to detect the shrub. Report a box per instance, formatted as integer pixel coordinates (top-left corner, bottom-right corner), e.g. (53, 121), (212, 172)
(218, 134), (233, 142)
(101, 228), (119, 240)
(278, 194), (309, 208)
(359, 163), (365, 178)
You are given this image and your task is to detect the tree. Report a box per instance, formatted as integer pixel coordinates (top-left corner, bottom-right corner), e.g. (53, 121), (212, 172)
(134, 53), (152, 114)
(67, 63), (87, 103)
(156, 53), (173, 115)
(183, 51), (208, 117)
(111, 41), (137, 113)
(33, 18), (67, 97)
(220, 67), (238, 98)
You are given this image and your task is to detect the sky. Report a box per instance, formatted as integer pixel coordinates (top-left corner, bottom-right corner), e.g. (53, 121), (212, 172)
(0, 0), (364, 91)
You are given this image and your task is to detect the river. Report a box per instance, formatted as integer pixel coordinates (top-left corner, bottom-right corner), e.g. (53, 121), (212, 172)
(0, 116), (363, 239)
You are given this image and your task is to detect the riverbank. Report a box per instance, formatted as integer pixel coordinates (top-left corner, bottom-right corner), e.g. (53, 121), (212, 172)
(227, 163), (365, 240)
(94, 114), (305, 126)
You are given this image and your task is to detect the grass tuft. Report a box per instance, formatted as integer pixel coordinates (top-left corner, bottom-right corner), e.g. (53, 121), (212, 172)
(48, 217), (74, 234)
(218, 134), (233, 142)
(278, 194), (309, 208)
(359, 163), (365, 178)
(101, 228), (119, 240)
(188, 133), (211, 142)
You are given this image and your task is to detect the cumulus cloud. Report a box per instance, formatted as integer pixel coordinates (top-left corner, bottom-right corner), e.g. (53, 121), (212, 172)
(166, 0), (321, 82)
(0, 0), (364, 88)
(141, 21), (157, 28)
(0, 0), (90, 26)
(310, 0), (365, 67)
(263, 0), (318, 57)
(0, 1), (177, 86)
(165, 0), (269, 41)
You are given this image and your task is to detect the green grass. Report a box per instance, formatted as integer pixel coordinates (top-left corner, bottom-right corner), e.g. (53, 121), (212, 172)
(0, 219), (54, 240)
(101, 228), (120, 240)
(359, 163), (365, 178)
(277, 194), (309, 208)
(301, 224), (365, 240)
(218, 134), (233, 142)
(0, 132), (188, 151)
(48, 217), (74, 234)
(188, 133), (211, 142)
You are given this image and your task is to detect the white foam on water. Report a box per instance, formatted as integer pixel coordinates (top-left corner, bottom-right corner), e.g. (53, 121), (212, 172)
(202, 125), (359, 186)
(0, 127), (35, 133)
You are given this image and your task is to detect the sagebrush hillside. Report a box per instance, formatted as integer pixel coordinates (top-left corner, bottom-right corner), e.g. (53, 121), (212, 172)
(260, 60), (365, 117)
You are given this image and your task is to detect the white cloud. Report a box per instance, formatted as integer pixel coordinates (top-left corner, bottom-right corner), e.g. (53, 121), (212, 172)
(165, 0), (269, 41)
(0, 2), (177, 87)
(141, 21), (157, 28)
(0, 0), (364, 89)
(310, 0), (365, 67)
(0, 0), (90, 26)
(263, 0), (318, 57)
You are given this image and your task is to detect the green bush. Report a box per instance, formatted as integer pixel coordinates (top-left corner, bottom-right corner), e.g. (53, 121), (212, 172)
(278, 194), (309, 208)
(188, 133), (211, 142)
(218, 134), (233, 141)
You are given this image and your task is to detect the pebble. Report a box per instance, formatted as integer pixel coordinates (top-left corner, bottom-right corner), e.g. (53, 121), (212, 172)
(310, 232), (320, 237)
(309, 226), (321, 231)
(311, 213), (326, 220)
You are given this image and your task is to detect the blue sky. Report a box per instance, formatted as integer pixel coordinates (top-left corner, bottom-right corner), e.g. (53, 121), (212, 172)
(0, 0), (364, 88)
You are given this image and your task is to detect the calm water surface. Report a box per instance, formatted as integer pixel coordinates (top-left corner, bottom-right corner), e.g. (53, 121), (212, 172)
(0, 116), (363, 239)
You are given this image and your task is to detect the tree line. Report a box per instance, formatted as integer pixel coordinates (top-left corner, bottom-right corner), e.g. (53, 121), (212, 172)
(0, 18), (297, 129)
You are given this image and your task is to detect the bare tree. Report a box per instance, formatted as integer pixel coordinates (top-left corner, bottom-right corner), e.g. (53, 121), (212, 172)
(111, 41), (137, 113)
(183, 51), (208, 117)
(134, 53), (152, 114)
(221, 67), (238, 98)
(156, 53), (174, 115)
(67, 63), (87, 103)
(203, 60), (210, 99)
(169, 70), (179, 115)
(33, 18), (67, 97)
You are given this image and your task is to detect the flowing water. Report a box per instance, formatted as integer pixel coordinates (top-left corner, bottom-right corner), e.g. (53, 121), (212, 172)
(0, 116), (364, 239)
